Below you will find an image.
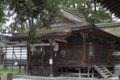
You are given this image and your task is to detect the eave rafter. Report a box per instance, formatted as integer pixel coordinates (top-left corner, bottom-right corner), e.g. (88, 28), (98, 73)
(96, 0), (120, 18)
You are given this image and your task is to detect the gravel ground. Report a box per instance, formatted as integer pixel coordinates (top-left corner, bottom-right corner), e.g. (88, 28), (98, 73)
(13, 79), (31, 80)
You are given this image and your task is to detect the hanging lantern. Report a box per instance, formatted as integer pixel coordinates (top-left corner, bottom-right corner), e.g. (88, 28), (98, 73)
(53, 43), (59, 52)
(30, 46), (34, 56)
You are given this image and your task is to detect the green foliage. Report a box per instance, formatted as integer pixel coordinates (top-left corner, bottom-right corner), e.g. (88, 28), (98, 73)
(0, 69), (24, 75)
(0, 0), (62, 41)
(0, 49), (3, 52)
(62, 0), (114, 24)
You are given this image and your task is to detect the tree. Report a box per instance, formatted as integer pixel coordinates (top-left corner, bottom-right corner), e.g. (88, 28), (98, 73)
(0, 0), (8, 33)
(62, 0), (114, 24)
(1, 0), (61, 39)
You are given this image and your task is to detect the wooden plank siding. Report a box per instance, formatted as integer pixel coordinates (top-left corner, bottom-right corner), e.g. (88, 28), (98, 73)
(29, 43), (112, 68)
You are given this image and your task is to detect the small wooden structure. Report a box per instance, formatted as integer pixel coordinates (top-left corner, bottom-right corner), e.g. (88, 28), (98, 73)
(0, 35), (27, 72)
(11, 9), (120, 77)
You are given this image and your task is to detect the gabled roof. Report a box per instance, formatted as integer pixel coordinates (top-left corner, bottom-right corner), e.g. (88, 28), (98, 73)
(63, 8), (84, 18)
(41, 8), (88, 28)
(11, 9), (120, 42)
(62, 8), (87, 24)
(11, 24), (120, 42)
(96, 23), (120, 37)
(96, 23), (120, 28)
(0, 35), (19, 45)
(12, 8), (90, 38)
(13, 23), (90, 38)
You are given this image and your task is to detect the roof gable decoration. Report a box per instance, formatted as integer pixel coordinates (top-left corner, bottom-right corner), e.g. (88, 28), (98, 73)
(43, 8), (89, 28)
(47, 17), (74, 27)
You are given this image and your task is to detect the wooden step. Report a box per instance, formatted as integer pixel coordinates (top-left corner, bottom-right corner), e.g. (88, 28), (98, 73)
(94, 65), (114, 78)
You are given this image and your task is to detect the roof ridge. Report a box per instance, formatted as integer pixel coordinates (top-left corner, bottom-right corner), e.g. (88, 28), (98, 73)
(63, 8), (84, 18)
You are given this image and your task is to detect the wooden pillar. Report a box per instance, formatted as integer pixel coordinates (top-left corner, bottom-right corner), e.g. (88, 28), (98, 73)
(82, 33), (88, 66)
(93, 44), (95, 65)
(83, 42), (86, 65)
(0, 47), (2, 65)
(27, 44), (30, 75)
(87, 67), (90, 77)
(12, 46), (14, 70)
(49, 43), (53, 77)
(19, 46), (22, 73)
(4, 46), (7, 69)
(60, 67), (63, 76)
(110, 13), (112, 22)
(42, 46), (44, 68)
(24, 66), (26, 73)
(65, 43), (68, 65)
(78, 68), (81, 78)
(92, 68), (94, 78)
(65, 43), (68, 76)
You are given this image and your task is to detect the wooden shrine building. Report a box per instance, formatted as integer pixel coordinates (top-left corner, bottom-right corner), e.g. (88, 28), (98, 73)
(11, 9), (120, 78)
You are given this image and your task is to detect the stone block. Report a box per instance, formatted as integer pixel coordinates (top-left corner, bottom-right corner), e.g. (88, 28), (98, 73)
(3, 73), (13, 80)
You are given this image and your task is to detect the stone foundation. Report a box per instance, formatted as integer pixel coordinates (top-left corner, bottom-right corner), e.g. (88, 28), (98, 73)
(114, 64), (120, 76)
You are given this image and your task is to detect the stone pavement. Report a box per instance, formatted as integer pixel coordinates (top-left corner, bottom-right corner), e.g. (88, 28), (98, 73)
(13, 74), (120, 80)
(13, 75), (98, 80)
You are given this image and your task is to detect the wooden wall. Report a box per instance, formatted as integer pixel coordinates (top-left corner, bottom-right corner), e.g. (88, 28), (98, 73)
(29, 42), (112, 68)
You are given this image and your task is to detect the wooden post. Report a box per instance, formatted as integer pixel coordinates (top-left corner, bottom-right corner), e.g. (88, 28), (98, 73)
(110, 13), (112, 22)
(60, 68), (63, 76)
(12, 46), (14, 70)
(65, 43), (68, 75)
(83, 42), (86, 65)
(82, 33), (87, 66)
(19, 46), (22, 73)
(49, 43), (53, 77)
(42, 46), (44, 68)
(87, 67), (90, 77)
(0, 46), (2, 65)
(92, 68), (94, 78)
(4, 46), (7, 69)
(93, 44), (95, 65)
(65, 43), (68, 65)
(27, 44), (30, 75)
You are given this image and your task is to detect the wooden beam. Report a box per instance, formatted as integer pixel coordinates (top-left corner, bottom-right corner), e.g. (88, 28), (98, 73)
(96, 0), (120, 18)
(29, 43), (51, 47)
(111, 6), (120, 14)
(109, 1), (120, 10)
(100, 0), (113, 9)
(101, 0), (119, 10)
